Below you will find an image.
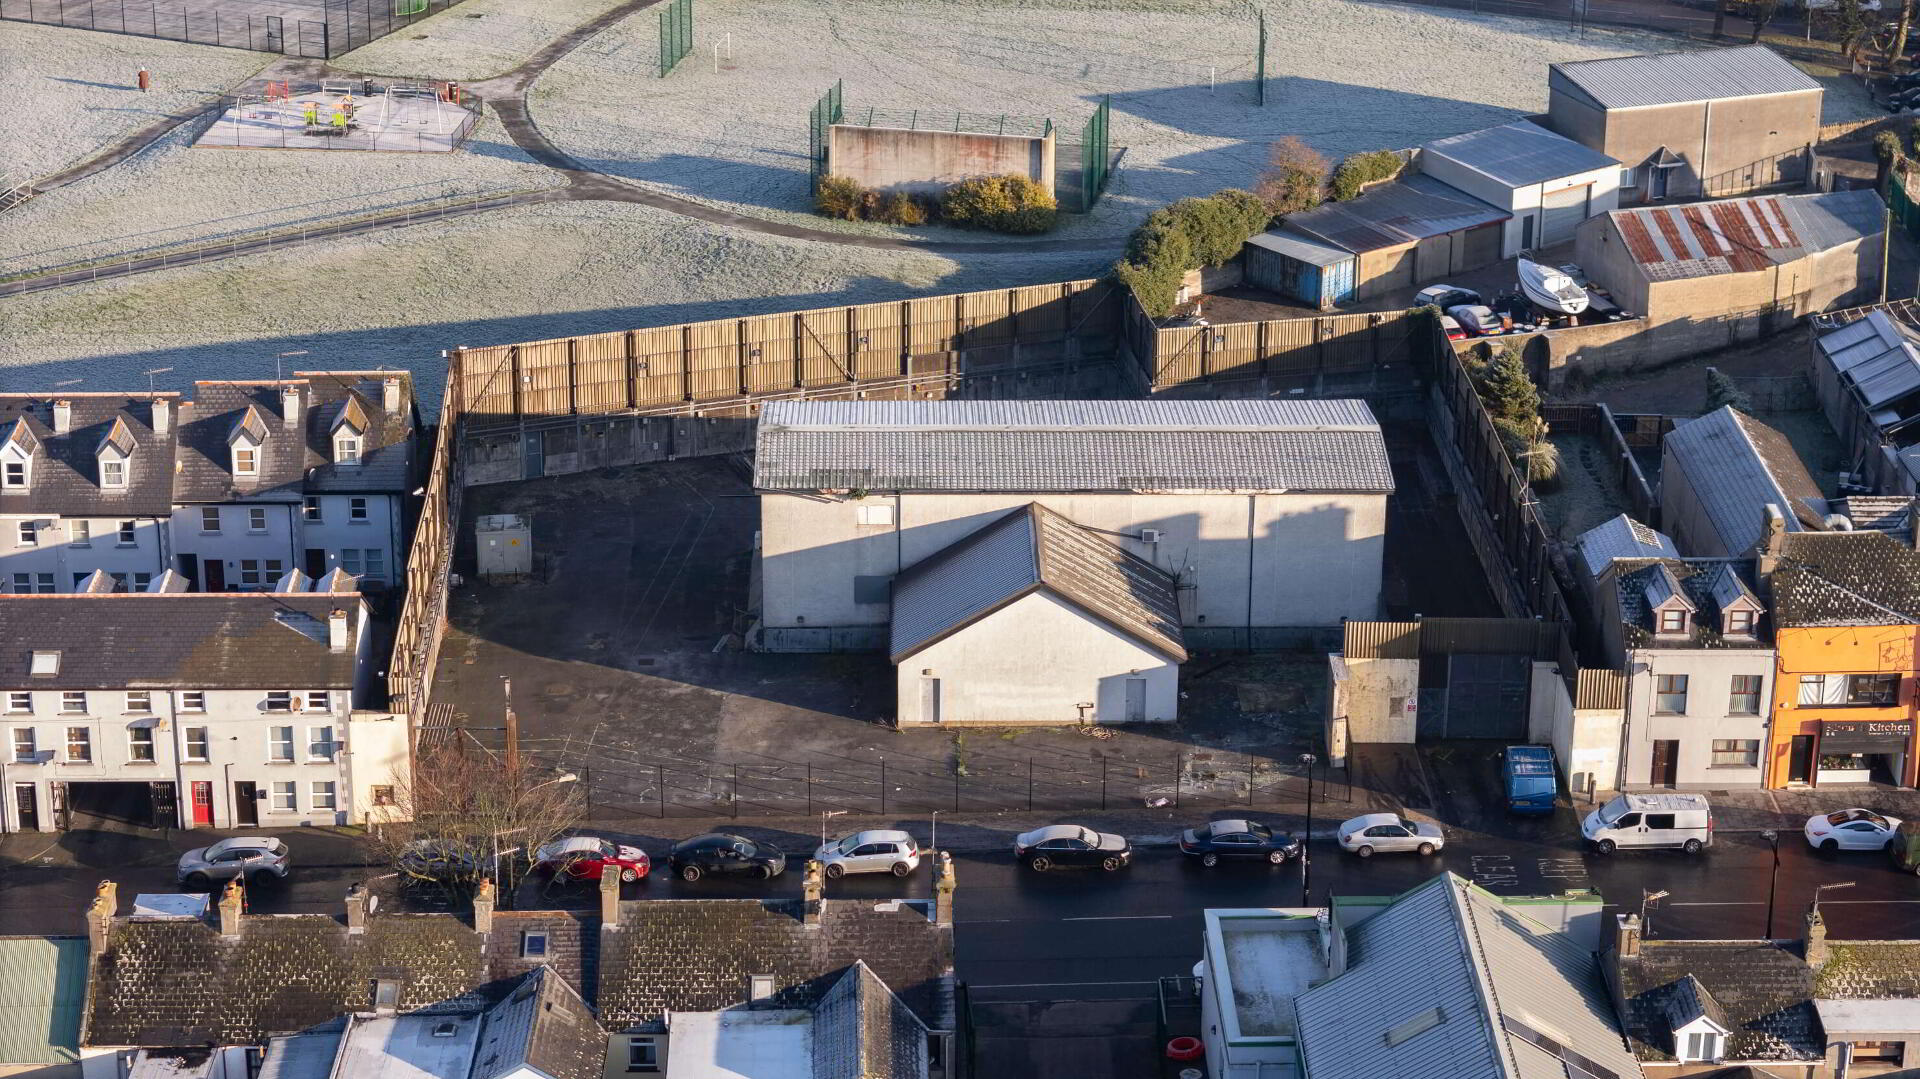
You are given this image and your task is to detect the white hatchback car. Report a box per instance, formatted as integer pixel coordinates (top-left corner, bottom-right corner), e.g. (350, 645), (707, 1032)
(1804, 808), (1903, 851)
(813, 829), (921, 878)
(1336, 813), (1445, 858)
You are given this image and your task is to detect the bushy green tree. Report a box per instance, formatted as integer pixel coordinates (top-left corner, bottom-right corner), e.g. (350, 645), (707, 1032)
(1330, 150), (1406, 201)
(1113, 212), (1194, 318)
(1471, 345), (1542, 424)
(1704, 368), (1755, 415)
(940, 174), (1058, 234)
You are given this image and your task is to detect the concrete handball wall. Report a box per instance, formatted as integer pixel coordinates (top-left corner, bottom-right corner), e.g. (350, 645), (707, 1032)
(1623, 649), (1774, 788)
(894, 591), (1178, 725)
(1329, 654), (1418, 744)
(759, 490), (1388, 646)
(828, 125), (1056, 197)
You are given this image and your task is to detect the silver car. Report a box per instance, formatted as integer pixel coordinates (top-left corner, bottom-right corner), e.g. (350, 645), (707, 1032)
(813, 829), (921, 878)
(1336, 813), (1444, 858)
(176, 836), (290, 888)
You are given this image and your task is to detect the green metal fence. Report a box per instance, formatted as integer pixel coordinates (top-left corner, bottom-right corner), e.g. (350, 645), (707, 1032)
(808, 80), (843, 194)
(657, 0), (692, 77)
(1080, 95), (1111, 211)
(1256, 8), (1268, 105)
(1893, 163), (1920, 242)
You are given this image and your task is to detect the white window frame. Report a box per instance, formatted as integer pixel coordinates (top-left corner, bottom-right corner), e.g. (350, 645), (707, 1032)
(268, 725), (295, 762)
(265, 691), (293, 713)
(309, 781), (337, 810)
(233, 445), (259, 476)
(184, 726), (210, 762)
(124, 691), (152, 714)
(11, 727), (35, 763)
(5, 692), (29, 714)
(178, 691), (206, 713)
(59, 691), (86, 715)
(200, 507), (221, 533)
(349, 497), (369, 523)
(65, 726), (91, 763)
(521, 930), (549, 959)
(363, 549), (386, 582)
(303, 690), (331, 713)
(127, 725), (155, 763)
(270, 781), (297, 812)
(335, 434), (362, 465)
(306, 725), (335, 762)
(101, 458), (127, 489)
(116, 520), (136, 546)
(303, 496), (322, 522)
(248, 507), (268, 533)
(69, 520), (91, 547)
(16, 521), (37, 547)
(1725, 609), (1754, 635)
(626, 1037), (661, 1073)
(1657, 608), (1687, 634)
(1, 458), (26, 489)
(855, 503), (894, 527)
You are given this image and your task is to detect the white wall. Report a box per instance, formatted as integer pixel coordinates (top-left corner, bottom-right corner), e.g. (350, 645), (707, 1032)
(761, 490), (1387, 642)
(168, 504), (300, 590)
(895, 591), (1178, 725)
(1552, 696), (1624, 799)
(1623, 648), (1774, 787)
(0, 516), (168, 592)
(1331, 655), (1419, 744)
(345, 712), (411, 825)
(299, 494), (403, 587)
(1417, 156), (1621, 258)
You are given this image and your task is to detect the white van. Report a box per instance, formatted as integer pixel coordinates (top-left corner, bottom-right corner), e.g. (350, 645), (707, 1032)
(1581, 793), (1714, 854)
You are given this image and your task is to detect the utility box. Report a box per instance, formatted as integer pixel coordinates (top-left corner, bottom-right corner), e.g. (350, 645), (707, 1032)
(476, 514), (532, 580)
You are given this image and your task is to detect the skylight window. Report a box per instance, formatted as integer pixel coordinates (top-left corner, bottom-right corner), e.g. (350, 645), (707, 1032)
(29, 651), (60, 677)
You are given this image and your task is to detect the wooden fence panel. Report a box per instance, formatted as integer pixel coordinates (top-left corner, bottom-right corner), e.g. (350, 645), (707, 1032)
(1320, 314), (1377, 372)
(1154, 327), (1205, 385)
(519, 340), (572, 415)
(573, 332), (629, 414)
(1260, 319), (1319, 379)
(799, 309), (852, 387)
(740, 314), (796, 394)
(1208, 321), (1260, 379)
(631, 327), (685, 405)
(687, 320), (740, 400)
(459, 346), (515, 419)
(852, 301), (903, 379)
(1014, 283), (1070, 336)
(907, 294), (959, 353)
(962, 289), (1016, 346)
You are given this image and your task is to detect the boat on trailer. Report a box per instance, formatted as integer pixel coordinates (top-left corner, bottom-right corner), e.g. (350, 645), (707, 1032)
(1517, 259), (1590, 315)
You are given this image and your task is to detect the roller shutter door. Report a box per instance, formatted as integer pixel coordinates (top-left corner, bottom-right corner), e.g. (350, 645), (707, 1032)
(1460, 223), (1502, 271)
(1540, 184), (1591, 246)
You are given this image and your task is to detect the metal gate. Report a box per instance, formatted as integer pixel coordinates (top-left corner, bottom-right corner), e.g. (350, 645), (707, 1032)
(1419, 653), (1531, 739)
(297, 19), (329, 57)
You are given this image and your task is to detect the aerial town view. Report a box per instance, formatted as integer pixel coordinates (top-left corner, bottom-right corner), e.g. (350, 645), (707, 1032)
(7, 0), (1920, 1075)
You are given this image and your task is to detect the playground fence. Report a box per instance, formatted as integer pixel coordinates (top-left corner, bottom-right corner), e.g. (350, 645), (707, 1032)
(0, 0), (469, 59)
(196, 83), (481, 153)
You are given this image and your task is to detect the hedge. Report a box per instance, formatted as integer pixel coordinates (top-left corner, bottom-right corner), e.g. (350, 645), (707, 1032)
(1329, 150), (1405, 202)
(1111, 188), (1273, 318)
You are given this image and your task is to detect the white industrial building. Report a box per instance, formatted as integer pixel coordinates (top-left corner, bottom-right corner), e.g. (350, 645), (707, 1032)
(1420, 119), (1622, 256)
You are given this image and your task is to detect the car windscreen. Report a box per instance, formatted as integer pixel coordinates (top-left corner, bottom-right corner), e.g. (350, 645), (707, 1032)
(1596, 798), (1631, 825)
(1078, 827), (1099, 846)
(836, 836), (863, 855)
(1245, 822), (1272, 838)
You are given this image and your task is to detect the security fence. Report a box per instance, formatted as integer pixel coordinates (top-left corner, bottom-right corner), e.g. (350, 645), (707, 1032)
(657, 0), (691, 77)
(1129, 291), (1417, 391)
(807, 81), (843, 194)
(837, 107), (1053, 138)
(0, 0), (468, 58)
(1079, 95), (1112, 211)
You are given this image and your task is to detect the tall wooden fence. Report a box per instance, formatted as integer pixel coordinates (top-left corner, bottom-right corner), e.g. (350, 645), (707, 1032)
(389, 363), (461, 723)
(1135, 302), (1416, 390)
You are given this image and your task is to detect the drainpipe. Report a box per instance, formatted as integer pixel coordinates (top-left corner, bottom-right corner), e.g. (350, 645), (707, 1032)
(1245, 494), (1255, 648)
(1699, 102), (1712, 198)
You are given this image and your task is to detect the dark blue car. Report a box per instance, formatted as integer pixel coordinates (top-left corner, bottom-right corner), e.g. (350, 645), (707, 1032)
(1504, 745), (1557, 815)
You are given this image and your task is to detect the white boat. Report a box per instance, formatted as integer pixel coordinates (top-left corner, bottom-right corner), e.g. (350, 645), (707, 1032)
(1517, 259), (1590, 315)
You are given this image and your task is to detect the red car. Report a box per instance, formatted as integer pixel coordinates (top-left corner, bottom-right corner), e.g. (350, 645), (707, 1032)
(533, 836), (650, 882)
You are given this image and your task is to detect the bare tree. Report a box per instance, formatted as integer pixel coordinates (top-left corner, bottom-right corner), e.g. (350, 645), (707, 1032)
(1256, 136), (1329, 216)
(1749, 0), (1781, 41)
(1893, 0), (1916, 70)
(367, 743), (584, 909)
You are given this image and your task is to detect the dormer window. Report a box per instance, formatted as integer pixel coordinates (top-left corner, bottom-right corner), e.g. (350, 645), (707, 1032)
(233, 445), (258, 476)
(1657, 608), (1688, 634)
(335, 433), (362, 465)
(2, 460), (23, 488)
(1725, 609), (1754, 636)
(101, 458), (127, 489)
(1680, 1030), (1722, 1062)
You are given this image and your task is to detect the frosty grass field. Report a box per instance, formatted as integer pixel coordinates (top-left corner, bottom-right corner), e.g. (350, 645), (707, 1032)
(0, 0), (1882, 394)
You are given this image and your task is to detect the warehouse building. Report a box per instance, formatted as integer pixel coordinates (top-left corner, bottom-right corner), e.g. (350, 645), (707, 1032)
(1252, 175), (1509, 305)
(1419, 120), (1621, 257)
(1812, 307), (1920, 496)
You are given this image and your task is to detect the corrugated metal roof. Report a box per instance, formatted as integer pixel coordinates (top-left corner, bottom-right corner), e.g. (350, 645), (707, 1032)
(1607, 190), (1881, 282)
(1819, 310), (1920, 412)
(1575, 514), (1679, 579)
(1663, 406), (1822, 557)
(1246, 228), (1354, 267)
(0, 937), (85, 1063)
(1550, 45), (1820, 109)
(889, 503), (1186, 662)
(753, 400), (1394, 493)
(1286, 174), (1510, 254)
(1423, 120), (1620, 187)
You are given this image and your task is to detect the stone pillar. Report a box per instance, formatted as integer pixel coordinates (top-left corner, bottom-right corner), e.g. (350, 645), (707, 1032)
(934, 852), (955, 928)
(473, 878), (495, 937)
(1806, 905), (1829, 968)
(87, 881), (118, 957)
(1614, 913), (1640, 959)
(599, 861), (622, 928)
(219, 878), (244, 939)
(803, 859), (824, 926)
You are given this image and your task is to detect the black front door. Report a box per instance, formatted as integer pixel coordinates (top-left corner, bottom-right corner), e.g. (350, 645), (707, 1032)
(1650, 740), (1679, 787)
(1789, 736), (1816, 784)
(13, 784), (37, 830)
(233, 782), (258, 827)
(205, 560), (227, 593)
(305, 548), (328, 577)
(1651, 165), (1670, 201)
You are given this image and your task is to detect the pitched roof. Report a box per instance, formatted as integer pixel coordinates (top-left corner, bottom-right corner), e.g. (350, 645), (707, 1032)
(485, 912), (596, 1007)
(1285, 173), (1509, 254)
(0, 594), (364, 689)
(1619, 940), (1821, 1063)
(811, 961), (930, 1079)
(1549, 46), (1821, 109)
(1246, 227), (1354, 267)
(174, 376), (415, 504)
(1817, 310), (1920, 418)
(1814, 941), (1920, 998)
(1830, 495), (1916, 541)
(0, 936), (85, 1064)
(889, 503), (1186, 662)
(469, 967), (603, 1079)
(752, 399), (1393, 494)
(1603, 190), (1883, 282)
(1423, 120), (1620, 187)
(0, 395), (180, 516)
(1662, 406), (1824, 556)
(1293, 873), (1643, 1079)
(598, 898), (952, 1033)
(301, 373), (416, 495)
(1773, 530), (1920, 625)
(1577, 515), (1680, 579)
(1616, 558), (1772, 648)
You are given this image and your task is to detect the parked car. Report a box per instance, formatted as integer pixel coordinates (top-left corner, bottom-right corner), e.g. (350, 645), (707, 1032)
(1804, 808), (1903, 852)
(1013, 824), (1132, 872)
(397, 838), (482, 887)
(1890, 820), (1920, 875)
(1446, 304), (1503, 337)
(1178, 819), (1301, 866)
(1335, 813), (1444, 858)
(533, 835), (650, 882)
(667, 833), (786, 882)
(1581, 793), (1713, 854)
(1416, 284), (1482, 310)
(1503, 745), (1558, 815)
(176, 836), (291, 889)
(814, 829), (921, 878)
(1439, 314), (1468, 341)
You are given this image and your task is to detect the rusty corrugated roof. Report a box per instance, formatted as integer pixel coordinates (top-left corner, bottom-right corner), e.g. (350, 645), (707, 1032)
(1607, 190), (1882, 282)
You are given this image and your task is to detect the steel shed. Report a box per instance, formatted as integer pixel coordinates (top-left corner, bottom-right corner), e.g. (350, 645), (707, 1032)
(1244, 229), (1357, 309)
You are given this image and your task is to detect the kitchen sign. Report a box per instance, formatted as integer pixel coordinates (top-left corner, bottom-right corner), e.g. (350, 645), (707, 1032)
(1820, 720), (1916, 754)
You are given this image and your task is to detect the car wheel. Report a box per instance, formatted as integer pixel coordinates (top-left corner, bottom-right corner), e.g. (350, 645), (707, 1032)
(1596, 839), (1616, 855)
(1417, 842), (1436, 856)
(1201, 853), (1219, 868)
(1267, 850), (1287, 865)
(680, 865), (702, 883)
(1820, 839), (1839, 852)
(1683, 839), (1703, 855)
(1101, 856), (1125, 872)
(620, 867), (639, 883)
(890, 862), (911, 877)
(755, 865), (774, 880)
(824, 863), (845, 880)
(1028, 856), (1051, 872)
(1355, 845), (1374, 858)
(184, 872), (211, 891)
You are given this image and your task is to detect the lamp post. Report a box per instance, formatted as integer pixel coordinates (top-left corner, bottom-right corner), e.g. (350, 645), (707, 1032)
(1761, 829), (1781, 939)
(1813, 880), (1857, 924)
(821, 809), (848, 848)
(1300, 752), (1317, 907)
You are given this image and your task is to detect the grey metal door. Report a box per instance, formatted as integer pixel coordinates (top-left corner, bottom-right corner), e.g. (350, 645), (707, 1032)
(1540, 185), (1591, 245)
(1441, 653), (1530, 739)
(1125, 678), (1147, 722)
(920, 677), (940, 724)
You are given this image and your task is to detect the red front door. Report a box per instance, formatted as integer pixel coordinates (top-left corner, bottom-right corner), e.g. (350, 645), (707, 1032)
(191, 782), (214, 826)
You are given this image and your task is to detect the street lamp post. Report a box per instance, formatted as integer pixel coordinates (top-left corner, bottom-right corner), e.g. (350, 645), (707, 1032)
(1300, 753), (1316, 907)
(1760, 829), (1780, 939)
(1640, 889), (1669, 937)
(821, 809), (848, 848)
(1813, 881), (1857, 925)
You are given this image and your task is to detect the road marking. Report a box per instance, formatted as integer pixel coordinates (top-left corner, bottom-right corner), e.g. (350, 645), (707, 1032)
(972, 980), (1159, 989)
(1061, 915), (1175, 921)
(954, 919), (1013, 924)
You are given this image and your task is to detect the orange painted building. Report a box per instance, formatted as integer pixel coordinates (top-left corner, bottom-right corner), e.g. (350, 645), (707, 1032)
(1767, 532), (1920, 789)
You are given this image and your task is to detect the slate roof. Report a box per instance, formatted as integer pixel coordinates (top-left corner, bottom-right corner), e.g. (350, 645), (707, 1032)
(1577, 515), (1681, 580)
(174, 376), (414, 504)
(889, 503), (1186, 663)
(1293, 873), (1642, 1079)
(1549, 46), (1821, 109)
(1814, 941), (1920, 998)
(1830, 495), (1917, 543)
(752, 399), (1393, 493)
(1818, 310), (1920, 418)
(1616, 558), (1771, 648)
(0, 395), (181, 516)
(300, 372), (417, 495)
(598, 897), (953, 1034)
(1605, 190), (1883, 282)
(1663, 406), (1824, 556)
(469, 967), (603, 1079)
(1422, 120), (1621, 187)
(485, 912), (596, 1005)
(0, 594), (363, 689)
(0, 936), (85, 1064)
(1773, 530), (1920, 626)
(811, 961), (930, 1079)
(1619, 940), (1822, 1062)
(1285, 173), (1510, 254)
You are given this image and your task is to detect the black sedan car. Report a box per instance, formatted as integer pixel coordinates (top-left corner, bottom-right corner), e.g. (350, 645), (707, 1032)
(1013, 824), (1132, 872)
(1178, 819), (1302, 867)
(667, 833), (787, 882)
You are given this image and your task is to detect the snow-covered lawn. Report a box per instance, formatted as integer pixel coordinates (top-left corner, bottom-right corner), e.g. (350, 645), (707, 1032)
(526, 0), (1725, 242)
(0, 105), (563, 273)
(334, 0), (640, 80)
(0, 22), (272, 184)
(0, 200), (1111, 406)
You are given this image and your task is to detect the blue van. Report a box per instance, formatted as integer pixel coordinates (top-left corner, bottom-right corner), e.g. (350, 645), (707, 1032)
(1503, 745), (1557, 815)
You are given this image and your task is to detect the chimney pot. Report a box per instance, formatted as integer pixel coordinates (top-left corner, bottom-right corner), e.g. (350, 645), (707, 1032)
(803, 859), (824, 925)
(934, 851), (956, 928)
(599, 862), (621, 927)
(52, 400), (72, 435)
(1614, 912), (1641, 959)
(1806, 905), (1830, 967)
(87, 880), (118, 956)
(345, 882), (370, 934)
(151, 398), (172, 436)
(281, 385), (303, 429)
(472, 878), (495, 937)
(328, 608), (349, 652)
(383, 376), (403, 416)
(219, 878), (244, 938)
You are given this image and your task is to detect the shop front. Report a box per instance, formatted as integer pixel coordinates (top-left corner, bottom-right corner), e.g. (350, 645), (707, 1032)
(1816, 719), (1916, 787)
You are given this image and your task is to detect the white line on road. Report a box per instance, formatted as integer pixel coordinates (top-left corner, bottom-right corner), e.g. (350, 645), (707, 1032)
(1061, 915), (1176, 921)
(972, 980), (1159, 989)
(954, 919), (1013, 924)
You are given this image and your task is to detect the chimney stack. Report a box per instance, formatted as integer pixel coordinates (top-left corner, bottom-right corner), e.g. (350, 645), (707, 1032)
(934, 852), (955, 928)
(599, 860), (622, 927)
(345, 882), (370, 934)
(219, 878), (244, 938)
(472, 878), (495, 938)
(1756, 504), (1787, 584)
(281, 384), (303, 429)
(87, 880), (118, 957)
(52, 399), (72, 435)
(151, 397), (172, 436)
(328, 608), (349, 652)
(383, 376), (403, 416)
(1614, 912), (1641, 959)
(803, 859), (824, 926)
(1806, 904), (1830, 968)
